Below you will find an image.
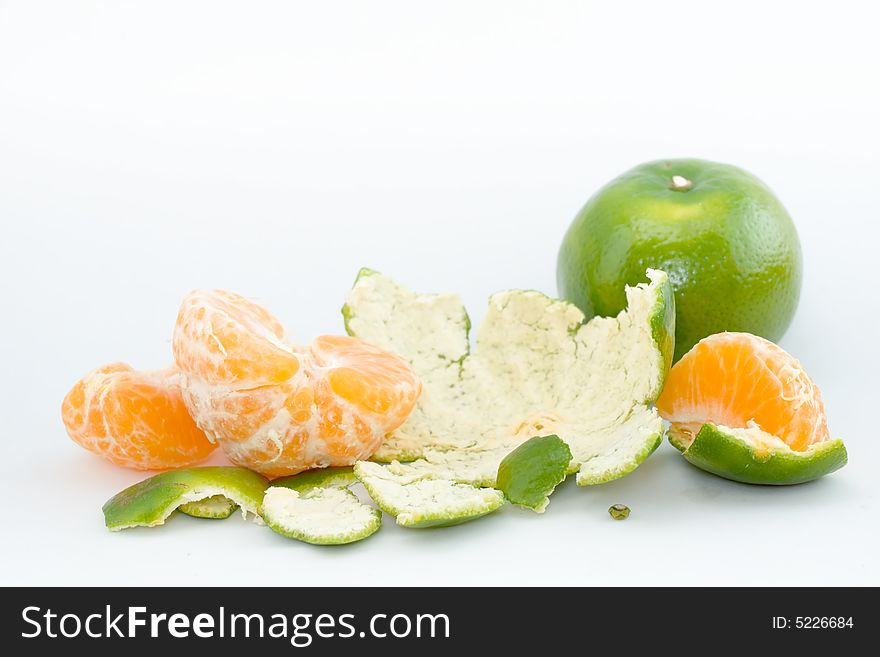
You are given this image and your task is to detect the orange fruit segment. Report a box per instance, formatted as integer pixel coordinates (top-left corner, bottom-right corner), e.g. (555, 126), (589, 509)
(173, 290), (421, 478)
(173, 289), (300, 386)
(313, 335), (419, 417)
(61, 364), (217, 470)
(656, 332), (829, 451)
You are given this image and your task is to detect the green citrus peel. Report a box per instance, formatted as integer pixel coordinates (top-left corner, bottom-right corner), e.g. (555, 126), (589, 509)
(178, 495), (238, 519)
(496, 435), (572, 512)
(354, 461), (505, 528)
(262, 486), (381, 545)
(608, 504), (630, 520)
(270, 467), (358, 493)
(672, 423), (847, 485)
(262, 466), (381, 545)
(342, 268), (672, 525)
(102, 467), (269, 531)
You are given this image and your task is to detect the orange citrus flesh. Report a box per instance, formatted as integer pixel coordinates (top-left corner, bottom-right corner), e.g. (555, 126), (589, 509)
(61, 364), (217, 469)
(656, 332), (829, 452)
(173, 290), (421, 478)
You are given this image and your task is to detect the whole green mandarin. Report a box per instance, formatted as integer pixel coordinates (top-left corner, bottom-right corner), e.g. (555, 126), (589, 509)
(557, 159), (802, 361)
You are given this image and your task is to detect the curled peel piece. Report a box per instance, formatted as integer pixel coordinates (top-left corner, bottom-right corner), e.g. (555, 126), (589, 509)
(354, 461), (505, 528)
(178, 495), (238, 519)
(262, 487), (381, 545)
(343, 268), (674, 501)
(496, 435), (572, 512)
(262, 467), (381, 545)
(672, 424), (847, 485)
(102, 467), (268, 531)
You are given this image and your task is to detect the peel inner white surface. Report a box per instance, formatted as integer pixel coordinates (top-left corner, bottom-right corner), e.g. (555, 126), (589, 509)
(263, 486), (381, 543)
(344, 269), (670, 489)
(354, 461), (505, 527)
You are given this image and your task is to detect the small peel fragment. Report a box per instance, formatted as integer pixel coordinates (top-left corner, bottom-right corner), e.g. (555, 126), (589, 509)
(354, 461), (505, 528)
(343, 267), (674, 507)
(262, 487), (381, 545)
(496, 435), (572, 512)
(178, 495), (238, 519)
(102, 466), (269, 531)
(676, 423), (847, 485)
(608, 504), (630, 520)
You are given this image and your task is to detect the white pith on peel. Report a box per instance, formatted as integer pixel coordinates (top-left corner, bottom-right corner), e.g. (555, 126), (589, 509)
(344, 269), (672, 521)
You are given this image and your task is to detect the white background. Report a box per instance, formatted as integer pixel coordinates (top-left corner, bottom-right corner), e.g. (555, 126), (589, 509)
(1, 1), (877, 586)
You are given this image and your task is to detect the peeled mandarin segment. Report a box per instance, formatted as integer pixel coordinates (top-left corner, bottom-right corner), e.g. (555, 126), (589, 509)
(191, 384), (286, 443)
(312, 335), (420, 421)
(173, 290), (300, 386)
(209, 289), (287, 338)
(61, 362), (131, 439)
(61, 364), (216, 470)
(327, 368), (395, 414)
(172, 292), (421, 478)
(105, 373), (210, 464)
(656, 332), (830, 452)
(285, 386), (315, 423)
(313, 383), (347, 440)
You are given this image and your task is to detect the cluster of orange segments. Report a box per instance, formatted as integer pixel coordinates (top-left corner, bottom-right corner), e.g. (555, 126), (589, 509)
(62, 290), (421, 477)
(62, 290), (831, 480)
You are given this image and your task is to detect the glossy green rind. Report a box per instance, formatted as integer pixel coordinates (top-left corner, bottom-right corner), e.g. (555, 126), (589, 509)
(102, 467), (269, 530)
(558, 158), (801, 361)
(496, 435), (572, 512)
(679, 424), (847, 485)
